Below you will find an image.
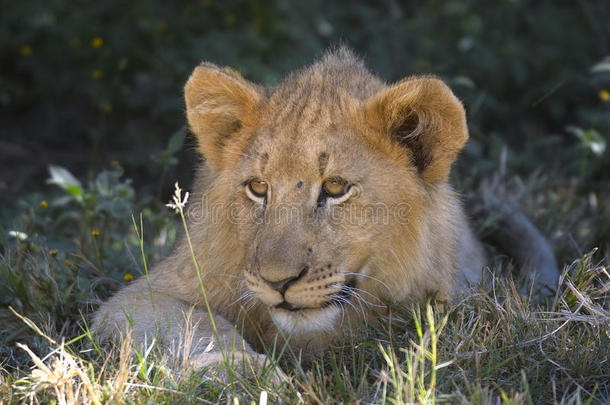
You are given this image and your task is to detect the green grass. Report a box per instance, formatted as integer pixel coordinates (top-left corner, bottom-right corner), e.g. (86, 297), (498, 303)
(1, 252), (607, 403)
(0, 167), (608, 404)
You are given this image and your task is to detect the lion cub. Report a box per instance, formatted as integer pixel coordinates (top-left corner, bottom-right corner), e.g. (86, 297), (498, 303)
(93, 48), (555, 374)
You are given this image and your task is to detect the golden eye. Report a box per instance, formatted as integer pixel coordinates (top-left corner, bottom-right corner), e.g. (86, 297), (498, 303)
(247, 180), (268, 198)
(322, 178), (348, 198)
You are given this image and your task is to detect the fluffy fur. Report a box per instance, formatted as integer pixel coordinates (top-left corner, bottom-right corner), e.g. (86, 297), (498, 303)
(93, 48), (488, 369)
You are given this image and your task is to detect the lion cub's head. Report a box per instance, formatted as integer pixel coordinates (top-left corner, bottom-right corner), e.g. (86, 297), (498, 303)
(184, 49), (468, 338)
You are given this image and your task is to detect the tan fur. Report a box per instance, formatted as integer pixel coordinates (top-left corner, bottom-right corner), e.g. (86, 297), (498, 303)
(93, 48), (485, 371)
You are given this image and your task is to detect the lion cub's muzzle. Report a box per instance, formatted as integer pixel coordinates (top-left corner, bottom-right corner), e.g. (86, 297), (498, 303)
(244, 263), (350, 311)
(263, 266), (308, 296)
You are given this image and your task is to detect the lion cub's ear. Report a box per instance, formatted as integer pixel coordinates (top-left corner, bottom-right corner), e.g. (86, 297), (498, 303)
(185, 63), (263, 169)
(365, 77), (468, 184)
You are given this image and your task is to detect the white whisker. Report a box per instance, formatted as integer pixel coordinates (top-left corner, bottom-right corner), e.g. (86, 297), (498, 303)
(343, 271), (393, 296)
(349, 286), (385, 308)
(228, 290), (254, 307)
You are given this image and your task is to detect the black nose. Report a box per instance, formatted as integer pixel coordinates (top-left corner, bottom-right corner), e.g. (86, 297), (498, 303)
(262, 267), (308, 294)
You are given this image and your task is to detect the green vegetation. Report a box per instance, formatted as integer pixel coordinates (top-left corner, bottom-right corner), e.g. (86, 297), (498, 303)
(1, 0), (608, 403)
(1, 164), (608, 403)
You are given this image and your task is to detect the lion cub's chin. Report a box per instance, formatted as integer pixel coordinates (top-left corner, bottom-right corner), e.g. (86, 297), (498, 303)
(269, 305), (341, 334)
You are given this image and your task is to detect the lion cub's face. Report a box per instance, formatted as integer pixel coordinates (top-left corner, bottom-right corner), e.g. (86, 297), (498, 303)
(236, 116), (417, 333)
(184, 52), (468, 334)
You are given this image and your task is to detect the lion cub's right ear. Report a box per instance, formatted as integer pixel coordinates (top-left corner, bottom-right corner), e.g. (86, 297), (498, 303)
(185, 63), (263, 169)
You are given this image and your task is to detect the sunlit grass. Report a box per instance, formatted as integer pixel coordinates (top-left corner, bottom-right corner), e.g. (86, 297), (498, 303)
(4, 249), (607, 404)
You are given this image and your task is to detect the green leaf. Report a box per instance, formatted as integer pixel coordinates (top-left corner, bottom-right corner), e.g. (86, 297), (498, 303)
(590, 57), (610, 74)
(452, 75), (476, 88)
(581, 129), (606, 156)
(567, 126), (607, 156)
(47, 165), (84, 203)
(167, 126), (186, 153)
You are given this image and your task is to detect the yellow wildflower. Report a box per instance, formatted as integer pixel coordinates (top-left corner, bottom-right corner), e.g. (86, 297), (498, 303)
(599, 89), (609, 102)
(91, 37), (103, 48)
(124, 273), (133, 282)
(40, 200), (48, 208)
(91, 229), (101, 237)
(91, 69), (103, 79)
(49, 249), (58, 256)
(20, 45), (32, 56)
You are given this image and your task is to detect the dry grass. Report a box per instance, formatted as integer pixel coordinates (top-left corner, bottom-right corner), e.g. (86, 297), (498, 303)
(2, 249), (607, 404)
(1, 171), (608, 404)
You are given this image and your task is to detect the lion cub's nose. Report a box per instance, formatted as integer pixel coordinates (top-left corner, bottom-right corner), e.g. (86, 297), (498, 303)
(262, 267), (308, 294)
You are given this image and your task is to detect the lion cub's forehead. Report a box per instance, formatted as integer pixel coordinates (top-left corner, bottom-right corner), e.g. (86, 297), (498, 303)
(246, 128), (352, 180)
(262, 83), (353, 135)
(243, 50), (386, 180)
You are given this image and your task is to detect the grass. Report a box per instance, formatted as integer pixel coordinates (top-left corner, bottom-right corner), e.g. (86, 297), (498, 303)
(0, 169), (608, 404)
(1, 253), (607, 404)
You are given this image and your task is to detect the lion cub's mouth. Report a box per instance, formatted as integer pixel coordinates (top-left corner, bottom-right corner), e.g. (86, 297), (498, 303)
(269, 303), (343, 333)
(274, 301), (303, 311)
(272, 279), (356, 312)
(266, 279), (358, 333)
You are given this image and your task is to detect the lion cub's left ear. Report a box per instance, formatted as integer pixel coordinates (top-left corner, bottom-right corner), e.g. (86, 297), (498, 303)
(365, 77), (468, 184)
(185, 63), (263, 169)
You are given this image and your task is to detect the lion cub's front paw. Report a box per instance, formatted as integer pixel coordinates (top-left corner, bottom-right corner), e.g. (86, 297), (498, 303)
(189, 351), (287, 385)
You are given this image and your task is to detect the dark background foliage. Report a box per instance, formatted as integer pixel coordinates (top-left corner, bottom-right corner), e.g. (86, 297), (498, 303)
(2, 0), (608, 204)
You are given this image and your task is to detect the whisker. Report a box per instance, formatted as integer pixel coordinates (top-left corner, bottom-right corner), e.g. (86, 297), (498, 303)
(343, 289), (368, 317)
(348, 286), (385, 307)
(228, 290), (254, 307)
(331, 290), (363, 317)
(243, 296), (259, 311)
(343, 271), (393, 296)
(328, 301), (345, 327)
